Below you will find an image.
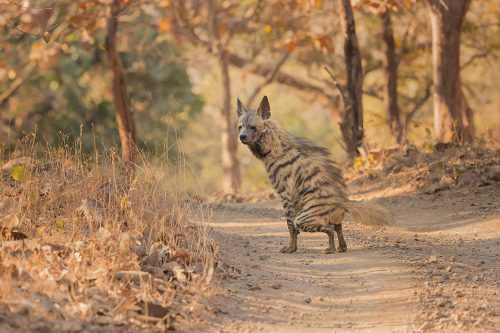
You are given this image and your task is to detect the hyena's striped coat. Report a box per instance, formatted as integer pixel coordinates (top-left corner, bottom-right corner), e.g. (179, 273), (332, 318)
(237, 96), (392, 254)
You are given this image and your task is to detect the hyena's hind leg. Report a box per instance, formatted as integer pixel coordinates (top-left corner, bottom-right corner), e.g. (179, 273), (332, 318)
(332, 208), (347, 252)
(324, 226), (336, 254)
(295, 206), (346, 254)
(334, 224), (347, 252)
(295, 217), (336, 254)
(295, 214), (337, 254)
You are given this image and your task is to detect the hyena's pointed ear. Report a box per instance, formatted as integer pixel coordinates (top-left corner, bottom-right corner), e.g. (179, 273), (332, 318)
(236, 98), (246, 118)
(257, 96), (271, 119)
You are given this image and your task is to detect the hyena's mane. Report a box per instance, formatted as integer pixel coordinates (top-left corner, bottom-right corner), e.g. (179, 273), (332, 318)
(263, 120), (347, 200)
(291, 135), (347, 197)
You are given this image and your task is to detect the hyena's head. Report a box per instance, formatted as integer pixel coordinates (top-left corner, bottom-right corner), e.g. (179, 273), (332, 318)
(236, 96), (271, 145)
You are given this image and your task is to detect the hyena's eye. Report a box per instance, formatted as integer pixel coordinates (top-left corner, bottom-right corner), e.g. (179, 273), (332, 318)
(249, 125), (256, 130)
(238, 125), (243, 130)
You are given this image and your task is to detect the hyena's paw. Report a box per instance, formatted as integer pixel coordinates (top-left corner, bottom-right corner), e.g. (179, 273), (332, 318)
(280, 246), (297, 254)
(336, 245), (347, 253)
(323, 247), (336, 254)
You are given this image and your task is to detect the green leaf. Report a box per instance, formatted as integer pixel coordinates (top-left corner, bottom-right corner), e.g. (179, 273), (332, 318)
(11, 165), (27, 182)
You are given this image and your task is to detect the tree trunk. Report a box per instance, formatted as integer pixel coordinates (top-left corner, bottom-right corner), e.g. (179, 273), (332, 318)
(426, 0), (474, 144)
(219, 55), (242, 193)
(106, 0), (137, 163)
(338, 0), (364, 158)
(381, 9), (402, 144)
(207, 0), (241, 193)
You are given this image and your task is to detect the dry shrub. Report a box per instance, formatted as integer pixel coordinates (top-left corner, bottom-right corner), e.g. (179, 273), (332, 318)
(346, 143), (499, 196)
(0, 140), (216, 332)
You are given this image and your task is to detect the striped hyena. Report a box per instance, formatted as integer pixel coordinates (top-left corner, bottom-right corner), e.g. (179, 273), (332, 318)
(236, 96), (392, 254)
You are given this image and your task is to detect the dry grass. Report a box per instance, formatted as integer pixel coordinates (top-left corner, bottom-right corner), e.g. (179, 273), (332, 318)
(345, 143), (500, 200)
(0, 139), (216, 332)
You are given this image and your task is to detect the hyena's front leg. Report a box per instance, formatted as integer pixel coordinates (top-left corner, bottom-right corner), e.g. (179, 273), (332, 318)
(280, 218), (299, 253)
(280, 202), (299, 254)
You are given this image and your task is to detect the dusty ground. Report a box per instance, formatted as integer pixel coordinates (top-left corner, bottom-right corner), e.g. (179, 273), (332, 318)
(1, 148), (498, 332)
(192, 173), (500, 332)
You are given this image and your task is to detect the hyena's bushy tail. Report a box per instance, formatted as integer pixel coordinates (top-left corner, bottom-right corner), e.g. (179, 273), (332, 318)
(340, 200), (394, 227)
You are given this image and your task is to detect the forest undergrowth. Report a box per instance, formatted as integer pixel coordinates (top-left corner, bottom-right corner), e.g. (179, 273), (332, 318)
(0, 139), (216, 332)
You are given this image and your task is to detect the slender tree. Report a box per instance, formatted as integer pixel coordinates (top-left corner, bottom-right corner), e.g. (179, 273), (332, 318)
(106, 0), (137, 162)
(381, 8), (402, 143)
(426, 0), (474, 143)
(338, 0), (364, 157)
(207, 0), (241, 193)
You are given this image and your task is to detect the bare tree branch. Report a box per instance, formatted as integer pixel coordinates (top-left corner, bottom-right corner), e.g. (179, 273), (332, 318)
(0, 13), (41, 37)
(324, 67), (343, 94)
(247, 51), (291, 107)
(171, 1), (340, 118)
(222, 51), (340, 118)
(224, 0), (262, 45)
(404, 79), (433, 128)
(0, 63), (36, 107)
(324, 67), (346, 123)
(461, 48), (493, 69)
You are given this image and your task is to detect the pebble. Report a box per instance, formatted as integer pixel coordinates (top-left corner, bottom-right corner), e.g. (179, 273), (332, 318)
(247, 284), (261, 291)
(439, 175), (456, 187)
(437, 298), (449, 307)
(305, 297), (312, 304)
(95, 316), (113, 325)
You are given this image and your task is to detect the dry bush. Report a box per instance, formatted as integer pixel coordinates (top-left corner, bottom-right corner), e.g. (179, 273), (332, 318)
(346, 143), (499, 196)
(0, 139), (216, 332)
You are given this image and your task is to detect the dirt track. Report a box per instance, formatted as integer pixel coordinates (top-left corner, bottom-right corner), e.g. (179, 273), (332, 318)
(194, 181), (500, 332)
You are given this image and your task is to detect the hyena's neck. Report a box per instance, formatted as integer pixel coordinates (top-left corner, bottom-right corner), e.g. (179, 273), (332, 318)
(248, 121), (289, 162)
